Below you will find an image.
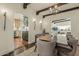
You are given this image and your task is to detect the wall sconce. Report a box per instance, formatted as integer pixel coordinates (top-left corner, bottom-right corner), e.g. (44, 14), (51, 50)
(4, 12), (6, 31)
(33, 18), (36, 30)
(39, 20), (42, 30)
(1, 8), (7, 31)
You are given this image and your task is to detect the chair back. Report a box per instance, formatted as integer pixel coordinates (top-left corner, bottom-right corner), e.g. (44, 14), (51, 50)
(68, 37), (78, 55)
(37, 39), (56, 56)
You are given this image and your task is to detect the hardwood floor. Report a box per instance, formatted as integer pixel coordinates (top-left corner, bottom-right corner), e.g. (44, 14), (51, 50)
(14, 37), (28, 48)
(14, 37), (28, 55)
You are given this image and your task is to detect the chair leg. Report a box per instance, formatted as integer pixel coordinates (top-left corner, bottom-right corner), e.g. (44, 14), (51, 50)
(38, 54), (39, 56)
(34, 45), (37, 52)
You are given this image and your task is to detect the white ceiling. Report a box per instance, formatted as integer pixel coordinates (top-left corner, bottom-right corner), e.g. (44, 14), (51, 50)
(27, 3), (55, 11)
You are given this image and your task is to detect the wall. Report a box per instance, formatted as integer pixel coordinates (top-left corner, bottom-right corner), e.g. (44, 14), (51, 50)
(0, 6), (14, 55)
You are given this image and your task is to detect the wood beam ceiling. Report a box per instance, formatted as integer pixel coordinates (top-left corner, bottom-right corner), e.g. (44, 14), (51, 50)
(43, 6), (79, 18)
(23, 3), (30, 9)
(36, 3), (67, 15)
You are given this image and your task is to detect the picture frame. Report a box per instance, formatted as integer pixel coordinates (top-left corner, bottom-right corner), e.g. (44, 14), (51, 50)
(23, 16), (28, 27)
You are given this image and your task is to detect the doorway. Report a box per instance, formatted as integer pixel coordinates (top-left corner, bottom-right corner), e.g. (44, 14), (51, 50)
(13, 15), (29, 54)
(51, 18), (71, 44)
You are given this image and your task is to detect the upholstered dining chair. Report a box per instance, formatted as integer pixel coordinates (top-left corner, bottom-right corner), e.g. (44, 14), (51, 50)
(37, 39), (56, 56)
(58, 36), (78, 56)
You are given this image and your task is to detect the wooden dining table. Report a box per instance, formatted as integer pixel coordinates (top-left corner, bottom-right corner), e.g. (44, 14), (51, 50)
(38, 34), (51, 42)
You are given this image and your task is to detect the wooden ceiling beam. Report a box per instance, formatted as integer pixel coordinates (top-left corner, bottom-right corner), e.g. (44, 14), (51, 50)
(23, 3), (31, 9)
(36, 3), (67, 15)
(43, 6), (79, 18)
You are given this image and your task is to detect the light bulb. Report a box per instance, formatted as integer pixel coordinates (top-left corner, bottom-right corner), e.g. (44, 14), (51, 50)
(39, 20), (42, 24)
(49, 7), (53, 13)
(54, 5), (58, 9)
(49, 8), (52, 10)
(33, 18), (36, 22)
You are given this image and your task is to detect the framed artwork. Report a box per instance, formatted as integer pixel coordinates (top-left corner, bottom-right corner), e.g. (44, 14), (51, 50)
(23, 16), (28, 27)
(14, 19), (21, 30)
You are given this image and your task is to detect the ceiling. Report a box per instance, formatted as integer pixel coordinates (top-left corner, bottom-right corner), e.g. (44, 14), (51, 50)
(26, 3), (79, 16)
(27, 3), (55, 11)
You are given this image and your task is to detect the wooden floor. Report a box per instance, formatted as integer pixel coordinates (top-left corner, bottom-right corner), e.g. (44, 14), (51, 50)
(14, 37), (28, 55)
(14, 37), (28, 48)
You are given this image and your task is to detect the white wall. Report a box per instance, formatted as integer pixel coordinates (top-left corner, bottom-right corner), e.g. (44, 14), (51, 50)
(43, 17), (51, 34)
(0, 6), (14, 55)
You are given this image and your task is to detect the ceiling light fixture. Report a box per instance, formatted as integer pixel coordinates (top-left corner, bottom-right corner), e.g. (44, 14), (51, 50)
(49, 7), (53, 13)
(49, 4), (59, 14)
(54, 4), (58, 9)
(54, 4), (59, 13)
